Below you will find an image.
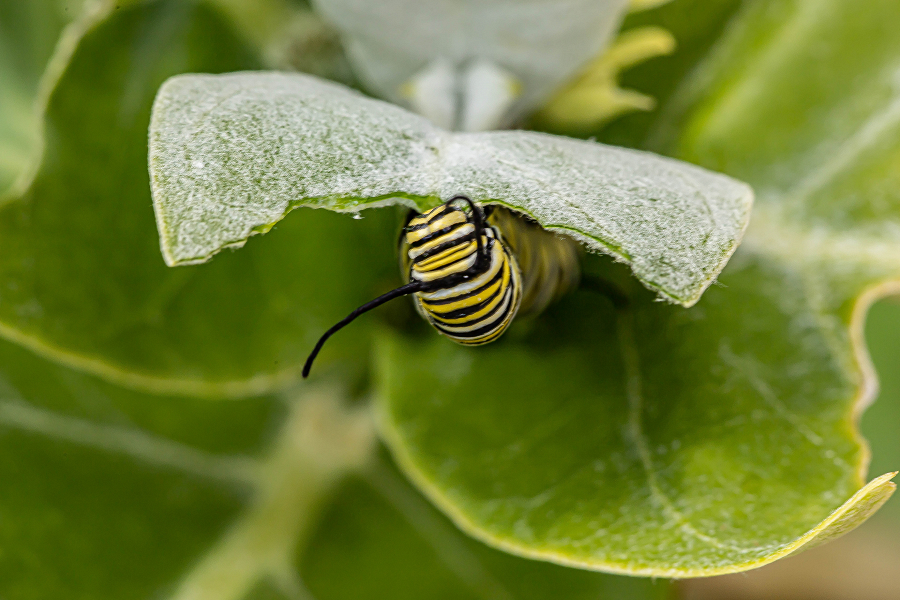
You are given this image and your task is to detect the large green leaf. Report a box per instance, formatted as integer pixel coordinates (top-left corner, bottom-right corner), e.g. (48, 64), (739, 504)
(303, 462), (671, 600)
(374, 0), (899, 576)
(0, 0), (403, 394)
(0, 334), (276, 598)
(375, 257), (894, 575)
(660, 302), (900, 596)
(150, 71), (752, 306)
(0, 330), (671, 599)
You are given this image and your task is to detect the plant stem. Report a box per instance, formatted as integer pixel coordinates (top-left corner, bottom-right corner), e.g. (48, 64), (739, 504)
(168, 384), (376, 600)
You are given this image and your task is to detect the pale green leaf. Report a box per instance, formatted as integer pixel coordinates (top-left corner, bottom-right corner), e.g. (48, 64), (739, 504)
(311, 0), (632, 125)
(150, 71), (753, 306)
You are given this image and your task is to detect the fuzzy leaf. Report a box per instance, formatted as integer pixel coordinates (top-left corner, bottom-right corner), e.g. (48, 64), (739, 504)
(150, 71), (752, 306)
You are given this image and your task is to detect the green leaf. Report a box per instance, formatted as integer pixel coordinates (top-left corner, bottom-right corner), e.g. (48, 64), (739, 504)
(0, 0), (404, 393)
(0, 334), (277, 598)
(150, 71), (752, 306)
(375, 258), (895, 576)
(303, 462), (671, 600)
(0, 328), (671, 599)
(375, 0), (900, 576)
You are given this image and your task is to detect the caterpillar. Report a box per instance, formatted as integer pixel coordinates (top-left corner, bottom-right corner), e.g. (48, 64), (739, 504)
(302, 196), (581, 378)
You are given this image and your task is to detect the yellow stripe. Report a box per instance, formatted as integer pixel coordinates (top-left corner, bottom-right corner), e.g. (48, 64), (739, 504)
(407, 205), (446, 228)
(416, 240), (477, 271)
(413, 254), (477, 282)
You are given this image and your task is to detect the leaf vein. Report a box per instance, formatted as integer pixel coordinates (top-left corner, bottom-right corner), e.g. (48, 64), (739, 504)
(617, 313), (748, 552)
(0, 399), (259, 486)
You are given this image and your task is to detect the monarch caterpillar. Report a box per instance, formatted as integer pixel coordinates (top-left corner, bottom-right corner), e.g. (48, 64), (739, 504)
(302, 196), (581, 378)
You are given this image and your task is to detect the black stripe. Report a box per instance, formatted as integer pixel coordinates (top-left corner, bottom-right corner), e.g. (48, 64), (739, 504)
(429, 284), (504, 322)
(456, 285), (513, 329)
(411, 231), (477, 264)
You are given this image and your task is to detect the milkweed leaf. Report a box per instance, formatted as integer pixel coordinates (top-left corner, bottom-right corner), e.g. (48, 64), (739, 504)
(150, 71), (752, 307)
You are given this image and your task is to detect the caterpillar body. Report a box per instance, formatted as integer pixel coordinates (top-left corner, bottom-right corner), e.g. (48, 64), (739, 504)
(302, 196), (580, 378)
(402, 201), (523, 345)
